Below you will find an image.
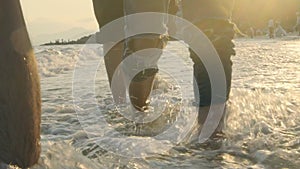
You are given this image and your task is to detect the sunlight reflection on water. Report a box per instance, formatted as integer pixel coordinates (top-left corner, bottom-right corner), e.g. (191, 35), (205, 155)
(4, 38), (299, 169)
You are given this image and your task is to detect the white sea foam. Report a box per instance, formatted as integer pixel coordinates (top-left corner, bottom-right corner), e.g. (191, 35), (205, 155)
(20, 38), (300, 168)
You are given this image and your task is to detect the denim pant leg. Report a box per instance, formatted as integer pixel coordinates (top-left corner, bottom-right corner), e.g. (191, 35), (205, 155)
(122, 0), (169, 82)
(181, 0), (235, 106)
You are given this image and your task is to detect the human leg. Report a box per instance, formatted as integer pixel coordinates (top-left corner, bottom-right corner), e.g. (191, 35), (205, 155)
(123, 0), (169, 111)
(0, 0), (41, 167)
(269, 27), (274, 38)
(103, 41), (127, 104)
(181, 0), (235, 137)
(92, 0), (127, 104)
(92, 0), (170, 110)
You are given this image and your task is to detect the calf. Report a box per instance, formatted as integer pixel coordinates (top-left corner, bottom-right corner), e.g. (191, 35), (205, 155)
(0, 0), (41, 168)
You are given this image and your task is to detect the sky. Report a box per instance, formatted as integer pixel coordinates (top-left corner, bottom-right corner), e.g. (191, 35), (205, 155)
(21, 0), (98, 29)
(21, 0), (99, 44)
(20, 0), (300, 45)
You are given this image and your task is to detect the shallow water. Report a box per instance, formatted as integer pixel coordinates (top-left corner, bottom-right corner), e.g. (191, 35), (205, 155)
(4, 37), (300, 169)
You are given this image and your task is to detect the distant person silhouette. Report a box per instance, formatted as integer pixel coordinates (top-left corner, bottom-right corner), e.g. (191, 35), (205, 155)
(268, 19), (275, 38)
(296, 12), (300, 36)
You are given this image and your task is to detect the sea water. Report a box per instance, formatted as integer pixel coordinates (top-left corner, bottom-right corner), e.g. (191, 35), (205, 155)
(3, 37), (300, 169)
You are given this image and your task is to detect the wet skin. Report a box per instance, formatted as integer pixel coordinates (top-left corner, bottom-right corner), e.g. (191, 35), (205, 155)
(0, 0), (41, 168)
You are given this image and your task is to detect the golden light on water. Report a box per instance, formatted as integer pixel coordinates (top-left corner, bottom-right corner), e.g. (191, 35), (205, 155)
(233, 0), (299, 26)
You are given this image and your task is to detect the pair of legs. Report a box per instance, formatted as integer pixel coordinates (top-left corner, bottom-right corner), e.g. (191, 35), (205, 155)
(0, 0), (41, 168)
(92, 0), (169, 111)
(93, 0), (235, 128)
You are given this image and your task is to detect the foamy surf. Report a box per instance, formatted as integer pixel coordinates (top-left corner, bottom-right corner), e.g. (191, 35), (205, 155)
(3, 38), (297, 168)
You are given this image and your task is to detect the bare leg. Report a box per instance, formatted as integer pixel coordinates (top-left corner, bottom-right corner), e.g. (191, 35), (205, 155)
(0, 0), (41, 168)
(129, 75), (156, 111)
(123, 0), (169, 111)
(103, 42), (126, 104)
(92, 0), (168, 111)
(125, 36), (165, 111)
(92, 1), (126, 104)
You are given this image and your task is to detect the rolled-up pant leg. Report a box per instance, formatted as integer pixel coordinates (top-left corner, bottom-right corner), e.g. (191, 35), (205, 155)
(123, 0), (169, 82)
(182, 0), (235, 107)
(122, 0), (169, 110)
(92, 0), (169, 82)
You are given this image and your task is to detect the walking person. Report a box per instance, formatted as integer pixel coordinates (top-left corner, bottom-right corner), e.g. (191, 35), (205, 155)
(296, 12), (300, 36)
(268, 18), (275, 38)
(92, 0), (169, 111)
(92, 0), (236, 141)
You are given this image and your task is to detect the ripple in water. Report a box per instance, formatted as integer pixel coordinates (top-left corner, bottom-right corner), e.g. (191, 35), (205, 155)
(2, 38), (299, 169)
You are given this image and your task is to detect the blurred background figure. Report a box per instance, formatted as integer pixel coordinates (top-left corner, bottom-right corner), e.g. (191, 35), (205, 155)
(296, 11), (300, 35)
(275, 20), (287, 37)
(231, 0), (300, 37)
(268, 18), (275, 38)
(248, 27), (255, 38)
